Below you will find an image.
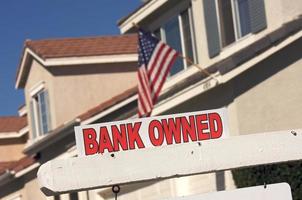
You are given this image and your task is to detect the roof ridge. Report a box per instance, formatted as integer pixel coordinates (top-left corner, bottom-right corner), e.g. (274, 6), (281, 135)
(26, 33), (137, 44)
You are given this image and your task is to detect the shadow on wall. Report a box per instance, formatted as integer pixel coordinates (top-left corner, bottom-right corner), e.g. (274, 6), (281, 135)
(46, 62), (137, 76)
(164, 37), (302, 113)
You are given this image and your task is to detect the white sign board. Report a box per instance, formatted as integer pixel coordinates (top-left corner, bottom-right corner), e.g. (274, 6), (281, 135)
(165, 183), (292, 200)
(74, 108), (229, 156)
(38, 129), (302, 195)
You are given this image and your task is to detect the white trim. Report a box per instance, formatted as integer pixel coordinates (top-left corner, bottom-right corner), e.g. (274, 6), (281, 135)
(215, 0), (223, 49)
(81, 95), (138, 125)
(231, 0), (240, 40)
(18, 105), (27, 117)
(29, 81), (45, 97)
(44, 54), (137, 66)
(26, 131), (48, 146)
(221, 30), (302, 83)
(0, 132), (18, 139)
(4, 193), (22, 200)
(178, 13), (187, 69)
(153, 74), (220, 116)
(0, 126), (29, 139)
(14, 162), (40, 178)
(188, 7), (198, 63)
(15, 48), (137, 89)
(148, 30), (302, 116)
(119, 0), (170, 33)
(233, 0), (242, 38)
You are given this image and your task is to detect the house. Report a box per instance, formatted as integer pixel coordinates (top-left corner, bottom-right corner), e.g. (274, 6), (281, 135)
(0, 0), (302, 200)
(0, 34), (139, 200)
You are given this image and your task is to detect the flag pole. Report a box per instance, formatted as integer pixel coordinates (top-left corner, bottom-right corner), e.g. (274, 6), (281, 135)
(132, 22), (218, 83)
(178, 54), (218, 83)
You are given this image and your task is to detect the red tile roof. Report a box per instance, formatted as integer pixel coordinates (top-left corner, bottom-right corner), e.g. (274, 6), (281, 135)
(0, 161), (16, 173)
(78, 86), (138, 121)
(26, 34), (138, 60)
(0, 156), (36, 176)
(0, 116), (27, 133)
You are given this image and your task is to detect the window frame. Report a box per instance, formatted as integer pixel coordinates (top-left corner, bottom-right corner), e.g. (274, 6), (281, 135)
(153, 6), (197, 76)
(29, 82), (50, 139)
(215, 0), (252, 49)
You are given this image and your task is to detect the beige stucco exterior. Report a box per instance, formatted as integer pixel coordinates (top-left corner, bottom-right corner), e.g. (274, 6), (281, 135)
(24, 60), (137, 139)
(1, 0), (302, 200)
(0, 136), (27, 162)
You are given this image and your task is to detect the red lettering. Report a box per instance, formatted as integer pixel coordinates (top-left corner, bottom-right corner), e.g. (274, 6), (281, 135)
(181, 116), (197, 142)
(83, 128), (98, 155)
(127, 122), (145, 149)
(196, 114), (210, 140)
(162, 118), (181, 144)
(111, 124), (128, 151)
(149, 120), (164, 146)
(99, 127), (113, 154)
(209, 113), (223, 139)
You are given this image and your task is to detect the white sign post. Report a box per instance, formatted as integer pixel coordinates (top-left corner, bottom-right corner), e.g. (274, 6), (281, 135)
(164, 183), (292, 200)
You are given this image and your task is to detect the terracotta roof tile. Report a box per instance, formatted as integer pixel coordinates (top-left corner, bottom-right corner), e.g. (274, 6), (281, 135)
(11, 156), (36, 173)
(0, 156), (36, 176)
(0, 116), (27, 133)
(0, 161), (16, 174)
(78, 86), (138, 121)
(26, 34), (138, 60)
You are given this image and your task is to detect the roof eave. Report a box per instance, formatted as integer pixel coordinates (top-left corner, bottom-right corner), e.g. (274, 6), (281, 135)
(15, 48), (138, 89)
(118, 0), (169, 34)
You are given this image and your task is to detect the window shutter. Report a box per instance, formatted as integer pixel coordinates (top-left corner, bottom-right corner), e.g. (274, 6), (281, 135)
(203, 0), (221, 58)
(29, 101), (37, 139)
(248, 0), (267, 33)
(44, 90), (52, 131)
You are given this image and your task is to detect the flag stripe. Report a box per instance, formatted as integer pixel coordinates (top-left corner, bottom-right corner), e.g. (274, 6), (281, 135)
(138, 68), (153, 108)
(148, 46), (170, 81)
(138, 30), (178, 117)
(150, 48), (174, 93)
(153, 53), (178, 103)
(147, 42), (165, 77)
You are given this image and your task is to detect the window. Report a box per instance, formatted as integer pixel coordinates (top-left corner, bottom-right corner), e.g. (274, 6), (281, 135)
(154, 7), (196, 76)
(216, 0), (252, 48)
(69, 193), (79, 200)
(30, 88), (51, 139)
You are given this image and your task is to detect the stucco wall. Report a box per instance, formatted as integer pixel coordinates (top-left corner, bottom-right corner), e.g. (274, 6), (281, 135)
(234, 38), (302, 134)
(25, 59), (55, 139)
(0, 137), (27, 162)
(24, 61), (137, 135)
(49, 63), (136, 126)
(23, 171), (46, 200)
(191, 0), (302, 69)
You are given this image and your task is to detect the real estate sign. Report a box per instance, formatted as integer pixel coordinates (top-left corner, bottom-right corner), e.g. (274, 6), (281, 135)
(74, 108), (229, 156)
(164, 183), (292, 200)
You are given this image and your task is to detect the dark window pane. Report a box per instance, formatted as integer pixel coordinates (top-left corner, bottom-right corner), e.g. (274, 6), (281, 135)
(163, 16), (184, 75)
(153, 29), (161, 40)
(30, 101), (37, 139)
(38, 91), (48, 134)
(181, 9), (194, 65)
(54, 195), (60, 200)
(70, 193), (79, 200)
(237, 0), (251, 36)
(217, 0), (236, 47)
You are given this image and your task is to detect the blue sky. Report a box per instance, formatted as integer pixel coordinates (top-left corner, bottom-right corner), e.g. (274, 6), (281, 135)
(0, 0), (142, 116)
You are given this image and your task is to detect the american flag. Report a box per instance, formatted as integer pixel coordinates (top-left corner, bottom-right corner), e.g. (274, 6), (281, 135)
(138, 29), (179, 117)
